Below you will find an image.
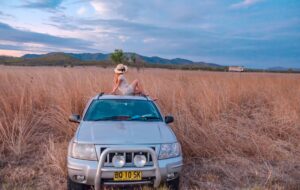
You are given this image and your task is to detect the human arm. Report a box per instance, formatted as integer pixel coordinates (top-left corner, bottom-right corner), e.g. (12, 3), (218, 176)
(110, 77), (121, 94)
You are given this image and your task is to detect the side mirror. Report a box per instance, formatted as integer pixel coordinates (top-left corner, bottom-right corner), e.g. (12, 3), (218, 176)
(165, 115), (174, 124)
(69, 114), (81, 123)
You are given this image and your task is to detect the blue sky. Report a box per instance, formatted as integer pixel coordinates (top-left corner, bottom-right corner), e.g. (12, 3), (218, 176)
(0, 0), (299, 68)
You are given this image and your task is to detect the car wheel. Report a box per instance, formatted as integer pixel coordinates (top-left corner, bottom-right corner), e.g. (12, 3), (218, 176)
(166, 177), (180, 190)
(67, 177), (90, 190)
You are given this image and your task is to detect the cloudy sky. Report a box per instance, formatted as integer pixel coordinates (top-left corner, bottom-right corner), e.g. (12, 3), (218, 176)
(0, 0), (299, 68)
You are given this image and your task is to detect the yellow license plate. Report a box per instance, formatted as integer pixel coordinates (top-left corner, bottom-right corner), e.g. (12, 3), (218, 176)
(113, 171), (142, 181)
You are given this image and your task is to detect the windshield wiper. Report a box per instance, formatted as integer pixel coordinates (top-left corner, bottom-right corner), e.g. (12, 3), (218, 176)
(130, 115), (161, 121)
(143, 116), (161, 120)
(91, 115), (130, 121)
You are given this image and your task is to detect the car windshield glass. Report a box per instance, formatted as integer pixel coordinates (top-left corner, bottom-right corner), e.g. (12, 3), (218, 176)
(84, 99), (162, 121)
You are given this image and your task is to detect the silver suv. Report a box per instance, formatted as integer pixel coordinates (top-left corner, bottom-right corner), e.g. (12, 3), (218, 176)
(67, 94), (183, 190)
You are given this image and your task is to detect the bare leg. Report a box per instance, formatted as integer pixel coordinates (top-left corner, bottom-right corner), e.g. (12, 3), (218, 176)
(130, 80), (157, 100)
(130, 79), (146, 95)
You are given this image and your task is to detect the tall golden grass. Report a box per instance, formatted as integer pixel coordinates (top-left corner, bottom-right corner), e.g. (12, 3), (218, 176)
(0, 66), (299, 190)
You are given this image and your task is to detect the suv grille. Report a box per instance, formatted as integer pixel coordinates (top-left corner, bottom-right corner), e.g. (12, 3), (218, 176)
(100, 147), (155, 166)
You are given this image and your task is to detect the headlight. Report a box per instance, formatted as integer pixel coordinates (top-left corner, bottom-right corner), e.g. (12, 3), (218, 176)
(134, 155), (147, 167)
(70, 143), (97, 161)
(112, 155), (126, 168)
(159, 143), (181, 159)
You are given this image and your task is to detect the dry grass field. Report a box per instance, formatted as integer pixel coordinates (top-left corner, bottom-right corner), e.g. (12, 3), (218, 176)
(0, 66), (300, 190)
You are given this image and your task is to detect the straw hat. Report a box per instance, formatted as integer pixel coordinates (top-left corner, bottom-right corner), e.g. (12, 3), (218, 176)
(114, 64), (128, 74)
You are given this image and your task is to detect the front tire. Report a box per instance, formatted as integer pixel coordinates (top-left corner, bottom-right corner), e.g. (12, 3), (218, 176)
(166, 177), (180, 190)
(67, 177), (90, 190)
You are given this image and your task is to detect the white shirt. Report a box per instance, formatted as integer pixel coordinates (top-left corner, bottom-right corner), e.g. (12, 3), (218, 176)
(118, 75), (134, 95)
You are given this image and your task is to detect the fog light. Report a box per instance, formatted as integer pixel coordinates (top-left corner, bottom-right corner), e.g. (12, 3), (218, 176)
(134, 155), (147, 167)
(112, 155), (125, 168)
(74, 175), (85, 182)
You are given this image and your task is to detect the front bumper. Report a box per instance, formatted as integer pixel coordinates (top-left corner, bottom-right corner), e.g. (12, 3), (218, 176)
(68, 147), (183, 189)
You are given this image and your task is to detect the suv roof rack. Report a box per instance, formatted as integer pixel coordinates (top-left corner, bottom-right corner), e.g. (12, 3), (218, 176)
(140, 93), (149, 101)
(96, 93), (150, 100)
(97, 92), (105, 99)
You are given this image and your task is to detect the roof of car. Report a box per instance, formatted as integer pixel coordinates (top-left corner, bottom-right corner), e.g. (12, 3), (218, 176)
(92, 94), (152, 101)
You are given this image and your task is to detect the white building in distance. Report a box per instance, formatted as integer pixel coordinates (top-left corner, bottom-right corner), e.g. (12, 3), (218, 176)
(228, 66), (244, 72)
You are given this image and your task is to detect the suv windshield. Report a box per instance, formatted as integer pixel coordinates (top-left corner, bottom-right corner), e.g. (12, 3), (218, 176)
(84, 99), (162, 121)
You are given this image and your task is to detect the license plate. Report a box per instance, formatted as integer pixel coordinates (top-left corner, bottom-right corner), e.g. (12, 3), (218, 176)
(113, 171), (142, 181)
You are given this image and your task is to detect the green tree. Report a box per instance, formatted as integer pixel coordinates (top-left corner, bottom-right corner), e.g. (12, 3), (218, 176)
(110, 49), (124, 64)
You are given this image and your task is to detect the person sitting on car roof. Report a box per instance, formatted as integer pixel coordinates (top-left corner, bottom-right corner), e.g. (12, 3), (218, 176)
(110, 64), (146, 96)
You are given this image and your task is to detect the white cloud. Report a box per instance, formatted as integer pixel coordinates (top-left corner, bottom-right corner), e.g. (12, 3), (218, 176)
(90, 0), (122, 19)
(230, 0), (262, 9)
(118, 35), (129, 42)
(0, 40), (19, 46)
(77, 7), (86, 15)
(90, 1), (108, 14)
(143, 38), (156, 43)
(0, 50), (30, 57)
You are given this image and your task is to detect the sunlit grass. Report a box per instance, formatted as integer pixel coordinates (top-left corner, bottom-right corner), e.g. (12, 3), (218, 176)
(0, 66), (299, 189)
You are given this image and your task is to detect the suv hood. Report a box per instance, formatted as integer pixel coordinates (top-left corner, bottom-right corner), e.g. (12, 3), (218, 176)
(75, 121), (177, 144)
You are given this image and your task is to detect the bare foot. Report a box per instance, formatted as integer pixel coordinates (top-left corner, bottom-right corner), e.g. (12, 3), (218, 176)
(152, 97), (158, 101)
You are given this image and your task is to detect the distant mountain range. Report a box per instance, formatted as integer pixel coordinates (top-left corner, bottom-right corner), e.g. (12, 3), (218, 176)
(22, 52), (221, 67)
(2, 52), (299, 72)
(268, 67), (300, 72)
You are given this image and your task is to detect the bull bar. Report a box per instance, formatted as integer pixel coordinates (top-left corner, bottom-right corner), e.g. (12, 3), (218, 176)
(94, 147), (161, 190)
